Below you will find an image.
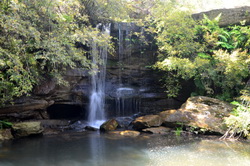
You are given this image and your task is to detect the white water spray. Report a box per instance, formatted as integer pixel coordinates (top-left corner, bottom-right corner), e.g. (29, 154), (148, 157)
(88, 23), (111, 128)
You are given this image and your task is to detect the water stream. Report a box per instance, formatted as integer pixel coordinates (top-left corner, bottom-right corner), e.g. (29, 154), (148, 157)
(88, 24), (111, 128)
(115, 87), (140, 117)
(113, 23), (141, 119)
(1, 133), (250, 166)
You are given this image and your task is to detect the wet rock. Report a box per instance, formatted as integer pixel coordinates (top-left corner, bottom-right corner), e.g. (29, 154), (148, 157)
(39, 120), (70, 128)
(0, 129), (13, 140)
(12, 122), (44, 137)
(43, 128), (61, 135)
(159, 96), (233, 134)
(115, 117), (134, 128)
(132, 115), (163, 130)
(39, 120), (71, 132)
(142, 126), (171, 134)
(85, 126), (98, 131)
(100, 119), (119, 131)
(120, 130), (140, 137)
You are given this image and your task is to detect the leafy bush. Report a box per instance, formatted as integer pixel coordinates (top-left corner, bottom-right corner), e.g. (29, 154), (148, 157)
(148, 2), (205, 59)
(0, 0), (111, 106)
(0, 120), (13, 129)
(221, 100), (250, 139)
(150, 8), (250, 100)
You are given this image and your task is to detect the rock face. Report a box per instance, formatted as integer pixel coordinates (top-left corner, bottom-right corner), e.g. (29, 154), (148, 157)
(192, 6), (250, 26)
(0, 98), (54, 119)
(105, 22), (184, 117)
(0, 68), (89, 120)
(105, 50), (184, 117)
(159, 96), (233, 134)
(132, 115), (163, 130)
(100, 119), (119, 131)
(0, 129), (13, 140)
(12, 122), (44, 137)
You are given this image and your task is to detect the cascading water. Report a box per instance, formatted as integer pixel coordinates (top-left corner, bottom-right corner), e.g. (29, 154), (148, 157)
(88, 23), (111, 128)
(118, 23), (133, 85)
(115, 87), (140, 116)
(114, 23), (141, 119)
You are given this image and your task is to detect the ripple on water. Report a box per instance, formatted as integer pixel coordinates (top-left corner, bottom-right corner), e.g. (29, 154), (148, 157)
(145, 140), (250, 166)
(1, 134), (250, 166)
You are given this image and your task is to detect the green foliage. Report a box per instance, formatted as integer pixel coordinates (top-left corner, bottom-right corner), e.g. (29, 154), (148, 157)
(0, 0), (111, 106)
(174, 127), (182, 136)
(221, 88), (250, 139)
(221, 99), (250, 139)
(83, 0), (155, 22)
(0, 120), (13, 129)
(151, 9), (250, 100)
(148, 2), (204, 59)
(199, 14), (250, 52)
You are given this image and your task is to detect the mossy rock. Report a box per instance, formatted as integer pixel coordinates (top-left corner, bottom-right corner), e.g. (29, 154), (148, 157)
(12, 122), (44, 138)
(100, 119), (119, 131)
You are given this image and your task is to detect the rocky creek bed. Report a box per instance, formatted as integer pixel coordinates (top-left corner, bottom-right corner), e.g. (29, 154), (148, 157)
(0, 96), (234, 141)
(0, 96), (250, 165)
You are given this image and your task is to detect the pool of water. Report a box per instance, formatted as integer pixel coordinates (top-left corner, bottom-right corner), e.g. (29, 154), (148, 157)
(1, 132), (250, 166)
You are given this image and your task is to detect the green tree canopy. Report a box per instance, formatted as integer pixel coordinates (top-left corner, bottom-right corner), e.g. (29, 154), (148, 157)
(0, 0), (111, 106)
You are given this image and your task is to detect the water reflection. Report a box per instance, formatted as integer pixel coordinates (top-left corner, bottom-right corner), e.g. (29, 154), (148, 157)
(0, 133), (250, 166)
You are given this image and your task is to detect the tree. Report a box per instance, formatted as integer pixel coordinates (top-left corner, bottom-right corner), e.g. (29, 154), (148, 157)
(0, 0), (111, 106)
(147, 1), (250, 100)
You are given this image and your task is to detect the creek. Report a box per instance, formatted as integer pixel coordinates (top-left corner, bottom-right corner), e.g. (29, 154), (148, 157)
(0, 132), (250, 166)
(2, 19), (250, 166)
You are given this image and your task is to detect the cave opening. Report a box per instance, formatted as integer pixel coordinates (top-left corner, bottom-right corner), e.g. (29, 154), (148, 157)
(47, 104), (86, 120)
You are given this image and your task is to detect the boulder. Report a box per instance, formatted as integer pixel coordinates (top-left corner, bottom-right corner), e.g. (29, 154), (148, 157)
(181, 96), (233, 118)
(43, 128), (60, 135)
(142, 126), (171, 134)
(39, 119), (70, 128)
(159, 109), (194, 127)
(12, 122), (44, 137)
(159, 96), (233, 134)
(0, 129), (13, 141)
(100, 119), (119, 131)
(132, 115), (163, 130)
(120, 130), (140, 137)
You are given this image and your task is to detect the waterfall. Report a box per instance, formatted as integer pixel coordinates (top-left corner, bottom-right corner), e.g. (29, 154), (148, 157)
(88, 23), (111, 128)
(115, 87), (140, 117)
(117, 22), (133, 85)
(114, 23), (141, 119)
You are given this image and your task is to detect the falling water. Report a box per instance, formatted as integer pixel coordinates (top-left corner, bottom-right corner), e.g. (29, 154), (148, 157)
(88, 23), (111, 128)
(118, 23), (133, 85)
(118, 23), (124, 86)
(115, 23), (141, 118)
(118, 23), (124, 60)
(115, 87), (140, 116)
